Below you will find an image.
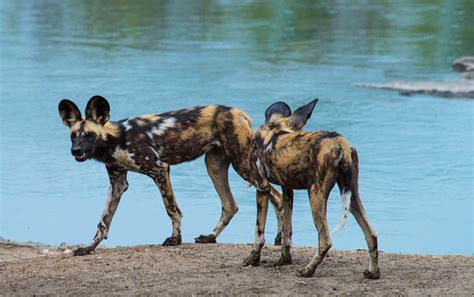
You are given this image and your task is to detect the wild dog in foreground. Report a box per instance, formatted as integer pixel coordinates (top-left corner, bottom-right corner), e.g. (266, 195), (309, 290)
(243, 99), (380, 279)
(58, 96), (283, 256)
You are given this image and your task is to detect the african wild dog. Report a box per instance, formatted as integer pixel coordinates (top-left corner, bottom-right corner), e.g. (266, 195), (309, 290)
(58, 95), (283, 256)
(243, 99), (380, 279)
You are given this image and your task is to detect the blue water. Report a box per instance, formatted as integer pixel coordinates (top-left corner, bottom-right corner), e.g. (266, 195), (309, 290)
(0, 1), (472, 256)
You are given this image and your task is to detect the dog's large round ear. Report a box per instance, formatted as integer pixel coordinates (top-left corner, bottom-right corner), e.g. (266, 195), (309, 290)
(265, 102), (292, 124)
(85, 95), (110, 125)
(289, 98), (319, 130)
(58, 99), (82, 127)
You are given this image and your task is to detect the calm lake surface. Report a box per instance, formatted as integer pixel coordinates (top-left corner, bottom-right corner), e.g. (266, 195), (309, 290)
(1, 1), (472, 256)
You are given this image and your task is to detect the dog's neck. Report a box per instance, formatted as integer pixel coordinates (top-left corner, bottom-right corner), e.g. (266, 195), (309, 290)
(91, 121), (124, 164)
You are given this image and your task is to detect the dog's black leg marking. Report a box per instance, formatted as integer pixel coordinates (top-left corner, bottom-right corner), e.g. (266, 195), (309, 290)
(243, 249), (261, 267)
(150, 163), (183, 247)
(162, 235), (182, 246)
(194, 234), (217, 244)
(73, 245), (96, 256)
(73, 166), (128, 256)
(274, 233), (282, 246)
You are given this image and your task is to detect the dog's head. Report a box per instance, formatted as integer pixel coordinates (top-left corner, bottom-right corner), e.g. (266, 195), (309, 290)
(58, 95), (115, 162)
(263, 98), (319, 133)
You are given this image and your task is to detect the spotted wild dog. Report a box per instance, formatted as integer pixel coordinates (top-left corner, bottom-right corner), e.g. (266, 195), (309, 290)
(243, 99), (380, 279)
(58, 95), (283, 256)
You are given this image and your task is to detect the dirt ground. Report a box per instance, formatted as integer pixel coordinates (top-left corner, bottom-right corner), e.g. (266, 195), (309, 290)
(0, 240), (472, 296)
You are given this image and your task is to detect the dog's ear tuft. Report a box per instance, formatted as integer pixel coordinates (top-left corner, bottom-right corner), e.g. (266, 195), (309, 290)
(289, 98), (319, 130)
(265, 102), (292, 124)
(85, 95), (110, 125)
(58, 99), (82, 127)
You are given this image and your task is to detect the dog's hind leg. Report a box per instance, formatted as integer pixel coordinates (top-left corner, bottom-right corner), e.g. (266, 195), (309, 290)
(73, 166), (128, 256)
(195, 147), (238, 243)
(349, 148), (380, 279)
(298, 161), (337, 277)
(152, 163), (183, 246)
(243, 190), (269, 266)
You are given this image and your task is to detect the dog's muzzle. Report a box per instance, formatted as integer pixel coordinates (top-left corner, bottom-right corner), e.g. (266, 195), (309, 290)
(71, 146), (88, 162)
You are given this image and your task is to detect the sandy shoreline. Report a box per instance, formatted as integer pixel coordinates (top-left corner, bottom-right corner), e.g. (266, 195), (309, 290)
(0, 239), (472, 295)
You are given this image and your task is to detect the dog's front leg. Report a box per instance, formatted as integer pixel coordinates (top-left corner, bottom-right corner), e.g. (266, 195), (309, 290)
(243, 190), (270, 266)
(151, 163), (183, 246)
(74, 166), (128, 256)
(276, 187), (293, 266)
(269, 186), (283, 245)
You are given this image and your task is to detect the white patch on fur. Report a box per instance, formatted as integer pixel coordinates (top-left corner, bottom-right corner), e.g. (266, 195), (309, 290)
(203, 140), (222, 153)
(263, 162), (272, 177)
(256, 158), (265, 177)
(269, 114), (282, 123)
(331, 188), (351, 234)
(158, 147), (164, 155)
(255, 225), (265, 246)
(112, 148), (139, 170)
(122, 119), (133, 131)
(256, 157), (272, 186)
(149, 147), (162, 166)
(334, 150), (343, 166)
(146, 117), (176, 139)
(265, 142), (273, 153)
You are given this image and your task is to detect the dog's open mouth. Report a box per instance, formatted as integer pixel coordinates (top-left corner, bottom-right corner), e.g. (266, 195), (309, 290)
(74, 152), (89, 162)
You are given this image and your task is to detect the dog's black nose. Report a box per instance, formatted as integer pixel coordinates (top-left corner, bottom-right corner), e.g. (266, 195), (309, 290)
(71, 146), (82, 156)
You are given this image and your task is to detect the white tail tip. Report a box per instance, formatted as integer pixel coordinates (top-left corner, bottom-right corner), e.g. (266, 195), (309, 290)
(331, 189), (351, 234)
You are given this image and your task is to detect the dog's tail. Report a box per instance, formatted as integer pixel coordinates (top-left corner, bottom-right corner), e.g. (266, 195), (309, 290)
(331, 187), (351, 234)
(331, 147), (352, 234)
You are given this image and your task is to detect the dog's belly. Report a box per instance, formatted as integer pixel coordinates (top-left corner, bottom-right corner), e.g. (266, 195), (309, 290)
(267, 168), (310, 190)
(161, 139), (221, 165)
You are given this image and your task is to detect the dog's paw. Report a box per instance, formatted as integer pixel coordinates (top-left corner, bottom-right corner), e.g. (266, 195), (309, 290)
(194, 234), (217, 244)
(297, 267), (315, 278)
(162, 236), (182, 246)
(274, 253), (293, 266)
(364, 268), (381, 279)
(73, 246), (94, 256)
(242, 250), (261, 267)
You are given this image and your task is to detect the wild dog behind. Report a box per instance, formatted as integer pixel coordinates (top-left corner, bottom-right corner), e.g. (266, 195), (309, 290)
(243, 99), (380, 279)
(58, 95), (283, 256)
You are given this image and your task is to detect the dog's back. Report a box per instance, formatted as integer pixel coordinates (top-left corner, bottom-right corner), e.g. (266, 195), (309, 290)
(115, 105), (252, 167)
